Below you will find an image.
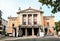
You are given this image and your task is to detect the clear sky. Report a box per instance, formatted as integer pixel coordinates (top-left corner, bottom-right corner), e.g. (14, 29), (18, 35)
(0, 0), (60, 22)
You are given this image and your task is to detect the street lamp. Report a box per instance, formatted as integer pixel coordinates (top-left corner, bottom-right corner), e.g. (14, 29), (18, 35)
(18, 25), (21, 30)
(18, 25), (23, 37)
(12, 23), (16, 37)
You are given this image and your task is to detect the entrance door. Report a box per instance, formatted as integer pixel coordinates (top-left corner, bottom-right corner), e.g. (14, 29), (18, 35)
(27, 28), (32, 36)
(21, 28), (25, 36)
(34, 28), (38, 36)
(15, 28), (16, 37)
(44, 28), (48, 35)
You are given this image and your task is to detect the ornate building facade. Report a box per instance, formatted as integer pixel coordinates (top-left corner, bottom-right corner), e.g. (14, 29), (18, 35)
(7, 7), (55, 37)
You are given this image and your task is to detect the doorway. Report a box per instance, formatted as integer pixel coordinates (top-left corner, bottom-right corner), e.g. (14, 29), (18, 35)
(27, 28), (32, 36)
(21, 28), (25, 36)
(34, 28), (39, 36)
(44, 28), (48, 35)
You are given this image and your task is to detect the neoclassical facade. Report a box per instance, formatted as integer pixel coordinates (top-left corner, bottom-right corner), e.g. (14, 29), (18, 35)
(7, 7), (55, 37)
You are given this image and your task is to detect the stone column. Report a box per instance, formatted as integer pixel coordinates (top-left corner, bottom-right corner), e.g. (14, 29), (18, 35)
(12, 29), (15, 37)
(20, 14), (22, 25)
(32, 28), (34, 36)
(43, 26), (44, 33)
(25, 28), (27, 36)
(47, 28), (49, 35)
(32, 14), (33, 25)
(39, 27), (40, 36)
(16, 27), (19, 37)
(26, 14), (28, 25)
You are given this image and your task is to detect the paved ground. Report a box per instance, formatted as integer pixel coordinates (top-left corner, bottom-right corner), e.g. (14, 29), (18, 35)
(0, 35), (60, 41)
(14, 38), (60, 41)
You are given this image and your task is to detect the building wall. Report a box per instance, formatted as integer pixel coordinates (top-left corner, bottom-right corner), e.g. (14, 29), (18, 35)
(49, 17), (55, 27)
(7, 17), (20, 33)
(19, 12), (42, 25)
(44, 16), (55, 28)
(7, 7), (55, 34)
(7, 16), (55, 34)
(40, 14), (44, 27)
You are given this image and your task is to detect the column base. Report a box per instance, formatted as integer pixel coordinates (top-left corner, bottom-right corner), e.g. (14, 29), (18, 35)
(32, 28), (34, 36)
(25, 28), (27, 36)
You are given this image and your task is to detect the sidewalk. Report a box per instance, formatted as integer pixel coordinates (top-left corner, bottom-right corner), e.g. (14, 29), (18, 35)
(0, 36), (37, 41)
(0, 35), (59, 41)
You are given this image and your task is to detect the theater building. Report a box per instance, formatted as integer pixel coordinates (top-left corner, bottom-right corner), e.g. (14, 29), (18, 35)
(7, 7), (55, 37)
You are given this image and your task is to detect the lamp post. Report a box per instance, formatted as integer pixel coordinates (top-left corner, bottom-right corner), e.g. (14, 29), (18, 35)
(38, 25), (42, 36)
(38, 25), (45, 37)
(12, 23), (16, 37)
(2, 25), (6, 35)
(18, 25), (23, 37)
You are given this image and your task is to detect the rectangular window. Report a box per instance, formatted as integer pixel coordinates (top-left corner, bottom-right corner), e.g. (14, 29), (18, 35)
(23, 14), (26, 17)
(0, 27), (2, 30)
(23, 22), (26, 25)
(22, 14), (26, 25)
(33, 14), (37, 25)
(28, 14), (32, 17)
(33, 14), (37, 17)
(47, 22), (49, 27)
(28, 20), (31, 25)
(34, 21), (37, 25)
(0, 31), (2, 34)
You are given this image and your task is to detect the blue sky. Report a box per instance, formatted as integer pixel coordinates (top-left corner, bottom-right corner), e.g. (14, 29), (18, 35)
(0, 0), (60, 22)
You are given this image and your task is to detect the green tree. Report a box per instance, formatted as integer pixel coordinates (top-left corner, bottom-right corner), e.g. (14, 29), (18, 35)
(18, 25), (23, 37)
(39, 0), (60, 13)
(0, 10), (2, 19)
(55, 21), (60, 31)
(0, 10), (2, 25)
(2, 25), (6, 35)
(55, 21), (60, 35)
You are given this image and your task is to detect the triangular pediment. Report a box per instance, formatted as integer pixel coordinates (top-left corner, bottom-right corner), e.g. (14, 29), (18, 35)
(24, 9), (35, 12)
(17, 7), (43, 14)
(22, 9), (39, 13)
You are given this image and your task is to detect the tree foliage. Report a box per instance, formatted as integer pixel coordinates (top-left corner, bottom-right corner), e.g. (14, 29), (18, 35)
(39, 0), (60, 13)
(0, 10), (2, 25)
(2, 25), (6, 35)
(0, 10), (2, 19)
(55, 21), (60, 31)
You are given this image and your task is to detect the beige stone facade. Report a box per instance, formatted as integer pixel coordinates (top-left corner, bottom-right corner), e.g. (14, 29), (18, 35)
(7, 7), (55, 36)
